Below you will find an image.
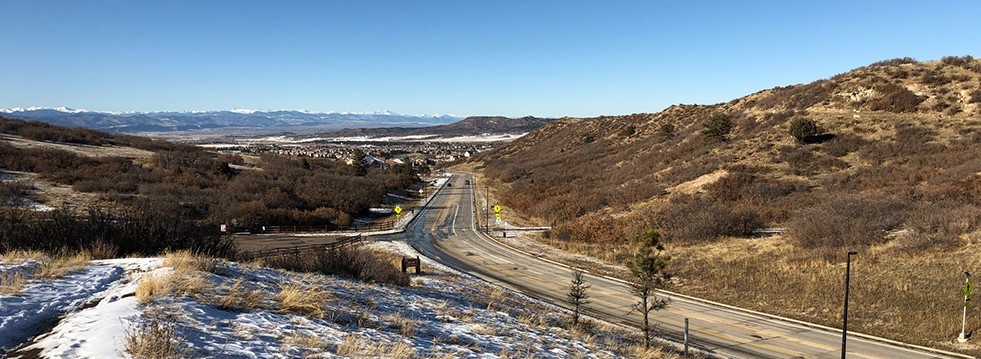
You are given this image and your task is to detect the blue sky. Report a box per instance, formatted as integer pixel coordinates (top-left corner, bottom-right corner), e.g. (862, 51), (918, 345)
(1, 1), (979, 117)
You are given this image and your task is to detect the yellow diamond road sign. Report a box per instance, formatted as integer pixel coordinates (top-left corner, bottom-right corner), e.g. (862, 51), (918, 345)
(394, 205), (402, 215)
(493, 204), (502, 213)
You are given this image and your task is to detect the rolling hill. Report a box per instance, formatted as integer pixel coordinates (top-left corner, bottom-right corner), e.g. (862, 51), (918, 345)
(465, 56), (981, 353)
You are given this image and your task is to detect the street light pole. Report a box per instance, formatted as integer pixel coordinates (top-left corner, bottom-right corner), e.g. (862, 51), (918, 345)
(485, 184), (490, 233)
(959, 271), (972, 343)
(842, 250), (858, 359)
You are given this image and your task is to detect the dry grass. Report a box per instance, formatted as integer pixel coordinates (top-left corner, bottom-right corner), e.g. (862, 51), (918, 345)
(135, 273), (172, 304)
(276, 282), (327, 318)
(0, 249), (46, 262)
(282, 331), (326, 350)
(214, 278), (267, 311)
(36, 251), (92, 279)
(0, 272), (27, 295)
(162, 250), (217, 274)
(124, 314), (185, 359)
(336, 334), (363, 356)
(384, 311), (418, 337)
(668, 237), (981, 354)
(336, 334), (418, 358)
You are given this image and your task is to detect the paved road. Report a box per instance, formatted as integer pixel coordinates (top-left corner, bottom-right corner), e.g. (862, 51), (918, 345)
(384, 173), (961, 359)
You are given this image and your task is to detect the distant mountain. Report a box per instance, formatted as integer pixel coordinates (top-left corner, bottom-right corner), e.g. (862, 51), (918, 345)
(319, 116), (554, 139)
(0, 107), (461, 134)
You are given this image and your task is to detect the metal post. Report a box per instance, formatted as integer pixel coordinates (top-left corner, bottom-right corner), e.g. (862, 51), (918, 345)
(485, 184), (490, 233)
(684, 318), (689, 354)
(842, 250), (857, 359)
(959, 271), (972, 343)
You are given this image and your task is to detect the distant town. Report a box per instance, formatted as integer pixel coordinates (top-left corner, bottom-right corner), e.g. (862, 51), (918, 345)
(200, 140), (498, 168)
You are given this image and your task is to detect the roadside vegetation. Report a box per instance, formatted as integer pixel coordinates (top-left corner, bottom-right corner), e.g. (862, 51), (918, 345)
(0, 117), (424, 257)
(469, 56), (981, 353)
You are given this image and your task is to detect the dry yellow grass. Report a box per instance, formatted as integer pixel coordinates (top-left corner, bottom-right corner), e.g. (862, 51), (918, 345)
(276, 282), (327, 318)
(0, 249), (46, 262)
(162, 250), (217, 274)
(36, 251), (92, 279)
(214, 279), (267, 311)
(0, 272), (28, 295)
(384, 311), (418, 337)
(135, 273), (172, 304)
(336, 334), (362, 356)
(281, 331), (326, 350)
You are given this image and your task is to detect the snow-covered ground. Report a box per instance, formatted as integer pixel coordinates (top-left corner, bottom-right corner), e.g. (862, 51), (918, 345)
(0, 242), (663, 358)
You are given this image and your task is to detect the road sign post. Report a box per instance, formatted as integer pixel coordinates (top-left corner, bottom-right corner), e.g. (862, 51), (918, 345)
(960, 272), (973, 343)
(394, 205), (402, 223)
(684, 318), (690, 354)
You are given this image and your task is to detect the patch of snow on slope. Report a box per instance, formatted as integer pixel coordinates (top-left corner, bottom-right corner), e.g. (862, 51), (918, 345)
(0, 259), (159, 353)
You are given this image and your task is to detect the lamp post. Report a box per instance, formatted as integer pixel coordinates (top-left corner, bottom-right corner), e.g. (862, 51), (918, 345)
(959, 271), (972, 343)
(841, 250), (858, 359)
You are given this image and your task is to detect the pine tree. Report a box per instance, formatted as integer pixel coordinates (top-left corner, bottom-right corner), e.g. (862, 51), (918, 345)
(567, 269), (591, 327)
(628, 230), (671, 348)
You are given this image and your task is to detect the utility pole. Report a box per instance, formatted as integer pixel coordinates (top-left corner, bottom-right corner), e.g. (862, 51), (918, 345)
(485, 184), (490, 233)
(959, 271), (973, 343)
(841, 250), (857, 359)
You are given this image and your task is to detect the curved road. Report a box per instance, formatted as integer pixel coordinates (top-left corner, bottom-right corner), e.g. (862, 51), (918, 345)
(382, 173), (960, 359)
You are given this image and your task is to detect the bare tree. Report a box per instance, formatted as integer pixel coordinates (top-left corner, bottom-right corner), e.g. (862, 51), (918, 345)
(567, 269), (591, 327)
(628, 230), (671, 349)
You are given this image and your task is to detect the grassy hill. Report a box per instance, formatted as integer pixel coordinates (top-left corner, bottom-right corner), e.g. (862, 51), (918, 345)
(466, 56), (981, 353)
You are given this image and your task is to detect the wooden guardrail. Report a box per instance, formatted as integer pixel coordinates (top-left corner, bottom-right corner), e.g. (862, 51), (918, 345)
(241, 235), (363, 259)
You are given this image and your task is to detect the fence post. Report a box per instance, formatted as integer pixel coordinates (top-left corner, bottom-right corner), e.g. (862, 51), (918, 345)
(401, 256), (407, 273)
(415, 256), (421, 274)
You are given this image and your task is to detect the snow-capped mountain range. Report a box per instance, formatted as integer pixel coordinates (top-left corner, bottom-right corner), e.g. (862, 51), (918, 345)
(0, 107), (461, 134)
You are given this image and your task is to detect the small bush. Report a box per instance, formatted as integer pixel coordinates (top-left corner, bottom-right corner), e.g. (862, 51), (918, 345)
(869, 83), (924, 113)
(701, 113), (732, 142)
(125, 315), (185, 359)
(789, 118), (819, 143)
(658, 123), (675, 139)
(969, 90), (981, 104)
(276, 282), (327, 318)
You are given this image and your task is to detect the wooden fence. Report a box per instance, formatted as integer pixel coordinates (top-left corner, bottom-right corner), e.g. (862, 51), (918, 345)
(241, 235), (363, 259)
(262, 219), (398, 234)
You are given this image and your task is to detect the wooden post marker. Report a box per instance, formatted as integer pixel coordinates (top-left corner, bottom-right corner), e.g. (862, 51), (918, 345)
(401, 256), (421, 274)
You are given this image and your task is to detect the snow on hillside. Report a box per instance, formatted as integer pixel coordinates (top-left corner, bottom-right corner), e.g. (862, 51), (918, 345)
(0, 242), (662, 358)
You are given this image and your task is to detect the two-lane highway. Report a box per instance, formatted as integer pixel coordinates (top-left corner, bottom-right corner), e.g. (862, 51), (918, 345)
(386, 173), (960, 359)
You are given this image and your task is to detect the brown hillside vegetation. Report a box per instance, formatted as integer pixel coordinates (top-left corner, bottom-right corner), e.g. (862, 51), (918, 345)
(0, 117), (421, 257)
(468, 56), (981, 352)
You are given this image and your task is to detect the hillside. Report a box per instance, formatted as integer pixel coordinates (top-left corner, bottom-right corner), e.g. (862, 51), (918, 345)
(318, 116), (553, 140)
(1, 244), (669, 358)
(467, 56), (981, 353)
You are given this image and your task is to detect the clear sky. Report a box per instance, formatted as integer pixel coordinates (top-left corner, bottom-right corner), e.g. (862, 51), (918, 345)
(1, 1), (979, 117)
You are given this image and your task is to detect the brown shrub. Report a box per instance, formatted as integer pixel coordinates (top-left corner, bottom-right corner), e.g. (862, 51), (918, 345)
(654, 196), (764, 243)
(261, 246), (409, 286)
(869, 83), (924, 112)
(787, 194), (906, 260)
